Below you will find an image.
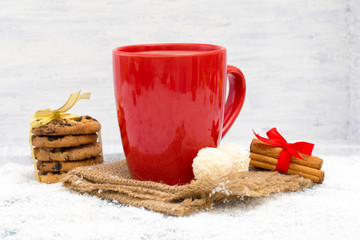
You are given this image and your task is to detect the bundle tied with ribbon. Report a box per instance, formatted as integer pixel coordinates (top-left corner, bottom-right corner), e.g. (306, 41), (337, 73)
(29, 91), (96, 182)
(250, 128), (324, 183)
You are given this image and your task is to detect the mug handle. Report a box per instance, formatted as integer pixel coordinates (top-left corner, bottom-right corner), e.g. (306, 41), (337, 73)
(222, 65), (246, 138)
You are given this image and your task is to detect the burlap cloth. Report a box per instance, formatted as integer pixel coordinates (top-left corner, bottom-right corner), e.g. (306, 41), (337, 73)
(61, 159), (312, 216)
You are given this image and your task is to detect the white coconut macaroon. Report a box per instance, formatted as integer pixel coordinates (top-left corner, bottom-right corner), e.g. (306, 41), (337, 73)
(192, 143), (250, 181)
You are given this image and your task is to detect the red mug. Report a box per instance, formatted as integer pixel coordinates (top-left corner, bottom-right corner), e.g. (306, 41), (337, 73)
(113, 43), (246, 185)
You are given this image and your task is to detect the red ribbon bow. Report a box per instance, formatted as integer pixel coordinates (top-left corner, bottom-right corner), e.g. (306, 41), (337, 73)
(253, 128), (315, 173)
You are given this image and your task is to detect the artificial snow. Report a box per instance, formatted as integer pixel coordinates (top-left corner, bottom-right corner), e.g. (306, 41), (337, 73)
(1, 153), (360, 240)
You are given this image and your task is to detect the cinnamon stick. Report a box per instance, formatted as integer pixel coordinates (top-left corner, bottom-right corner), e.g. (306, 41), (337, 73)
(250, 138), (323, 169)
(250, 152), (323, 178)
(250, 159), (324, 184)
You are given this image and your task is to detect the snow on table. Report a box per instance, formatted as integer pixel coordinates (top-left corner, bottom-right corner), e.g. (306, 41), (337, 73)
(0, 153), (360, 240)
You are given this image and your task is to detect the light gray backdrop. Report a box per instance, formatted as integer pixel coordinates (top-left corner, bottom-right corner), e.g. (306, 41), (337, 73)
(1, 0), (359, 157)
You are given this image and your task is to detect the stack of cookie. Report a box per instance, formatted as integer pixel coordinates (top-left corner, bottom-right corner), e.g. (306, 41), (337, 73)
(31, 115), (103, 183)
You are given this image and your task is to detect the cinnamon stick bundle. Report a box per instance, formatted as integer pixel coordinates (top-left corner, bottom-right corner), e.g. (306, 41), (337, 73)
(250, 139), (323, 169)
(250, 139), (324, 183)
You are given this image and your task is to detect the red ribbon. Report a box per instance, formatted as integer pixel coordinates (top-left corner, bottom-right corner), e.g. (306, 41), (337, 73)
(253, 128), (314, 173)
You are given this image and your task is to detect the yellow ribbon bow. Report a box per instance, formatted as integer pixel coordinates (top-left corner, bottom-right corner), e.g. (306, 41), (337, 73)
(30, 90), (91, 128)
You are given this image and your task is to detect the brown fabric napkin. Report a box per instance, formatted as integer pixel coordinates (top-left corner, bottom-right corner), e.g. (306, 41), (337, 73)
(61, 159), (312, 216)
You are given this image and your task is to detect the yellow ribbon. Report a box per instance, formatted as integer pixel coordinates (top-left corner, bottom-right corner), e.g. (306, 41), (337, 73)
(29, 90), (91, 183)
(30, 90), (91, 128)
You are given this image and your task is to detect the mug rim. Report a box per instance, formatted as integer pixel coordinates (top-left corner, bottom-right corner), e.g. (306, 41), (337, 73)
(113, 43), (226, 57)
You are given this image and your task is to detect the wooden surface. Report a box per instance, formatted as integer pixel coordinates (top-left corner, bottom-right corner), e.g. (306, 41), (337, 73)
(0, 0), (359, 158)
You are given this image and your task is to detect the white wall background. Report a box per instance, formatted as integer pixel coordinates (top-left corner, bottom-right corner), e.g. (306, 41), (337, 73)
(0, 0), (359, 156)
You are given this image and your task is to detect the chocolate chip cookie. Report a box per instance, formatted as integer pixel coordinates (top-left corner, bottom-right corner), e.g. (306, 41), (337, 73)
(34, 142), (102, 161)
(37, 155), (103, 172)
(32, 134), (98, 148)
(31, 115), (101, 136)
(38, 172), (67, 184)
